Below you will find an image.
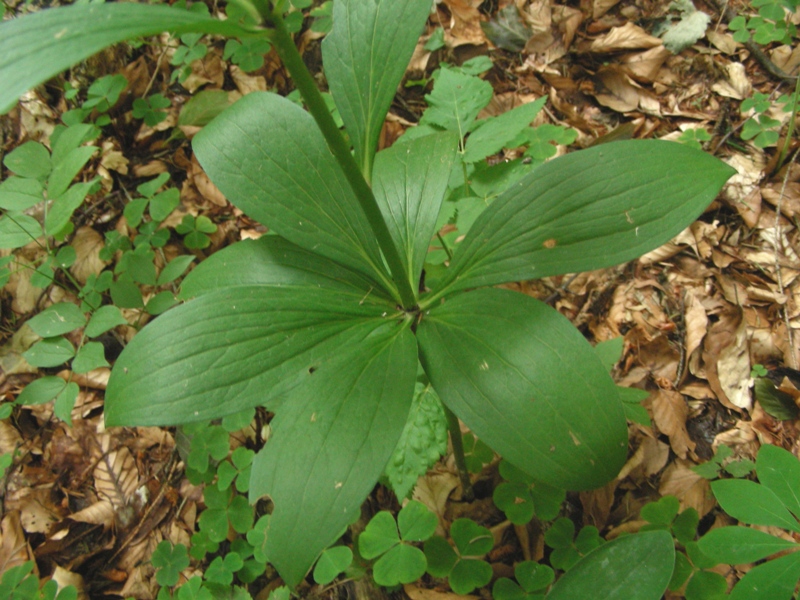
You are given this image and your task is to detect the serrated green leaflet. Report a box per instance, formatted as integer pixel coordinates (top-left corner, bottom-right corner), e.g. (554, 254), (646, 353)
(373, 131), (458, 290)
(418, 288), (627, 490)
(545, 530), (674, 600)
(250, 322), (416, 587)
(105, 285), (399, 426)
(434, 140), (737, 296)
(322, 0), (432, 179)
(193, 92), (392, 290)
(0, 3), (252, 114)
(420, 67), (494, 139)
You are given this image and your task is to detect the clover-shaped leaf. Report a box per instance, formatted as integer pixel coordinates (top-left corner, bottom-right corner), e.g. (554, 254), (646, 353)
(205, 552), (244, 585)
(152, 541), (189, 587)
(545, 518), (603, 571)
(186, 424), (229, 474)
(641, 495), (680, 527)
(247, 515), (270, 563)
(494, 460), (565, 524)
(425, 518), (493, 594)
(313, 546), (353, 585)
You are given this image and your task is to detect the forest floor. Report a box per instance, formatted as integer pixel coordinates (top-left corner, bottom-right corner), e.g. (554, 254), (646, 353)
(1, 0), (799, 598)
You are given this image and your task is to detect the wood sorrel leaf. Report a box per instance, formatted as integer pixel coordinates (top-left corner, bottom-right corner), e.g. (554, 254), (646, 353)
(0, 3), (250, 113)
(417, 288), (627, 491)
(193, 92), (391, 289)
(322, 0), (432, 179)
(373, 131), (458, 290)
(249, 322), (416, 587)
(179, 236), (389, 301)
(105, 285), (399, 426)
(436, 140), (736, 295)
(545, 530), (674, 600)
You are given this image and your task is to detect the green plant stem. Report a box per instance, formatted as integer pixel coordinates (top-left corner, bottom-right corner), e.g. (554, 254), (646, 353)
(265, 10), (418, 310)
(442, 403), (475, 502)
(436, 231), (453, 262)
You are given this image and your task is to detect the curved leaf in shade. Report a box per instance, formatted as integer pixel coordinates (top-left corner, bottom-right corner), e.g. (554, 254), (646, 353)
(0, 3), (252, 113)
(755, 444), (800, 519)
(322, 0), (432, 179)
(179, 236), (390, 301)
(728, 551), (800, 600)
(417, 288), (627, 491)
(372, 131), (458, 291)
(104, 285), (398, 426)
(250, 322), (417, 587)
(436, 140), (736, 295)
(545, 530), (674, 600)
(193, 92), (392, 290)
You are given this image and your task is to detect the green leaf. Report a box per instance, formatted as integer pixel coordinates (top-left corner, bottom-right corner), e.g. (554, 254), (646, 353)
(0, 177), (44, 211)
(46, 181), (96, 236)
(105, 285), (398, 425)
(249, 322), (417, 587)
(177, 577), (213, 600)
(756, 444), (800, 518)
(420, 67), (494, 138)
(360, 511), (400, 559)
(451, 518), (493, 556)
(436, 140), (736, 294)
(27, 302), (86, 337)
(47, 146), (96, 199)
(373, 131), (458, 287)
(545, 530), (674, 600)
(754, 377), (800, 420)
(698, 526), (797, 565)
(179, 90), (233, 127)
(16, 376), (69, 406)
(398, 500), (437, 542)
(72, 342), (109, 374)
(385, 382), (448, 500)
(685, 570), (727, 600)
(517, 561), (554, 592)
(193, 92), (389, 286)
(149, 188), (181, 223)
(152, 542), (190, 587)
(313, 546), (353, 585)
(321, 0), (432, 178)
(424, 536), (458, 577)
(24, 337), (75, 368)
(417, 288), (627, 491)
(711, 479), (800, 533)
(0, 3), (250, 114)
(729, 551), (800, 600)
(373, 543), (427, 586)
(641, 495), (680, 527)
(179, 236), (387, 300)
(450, 558), (492, 594)
(463, 97), (546, 163)
(0, 213), (41, 249)
(85, 305), (126, 338)
(594, 337), (624, 372)
(3, 141), (51, 180)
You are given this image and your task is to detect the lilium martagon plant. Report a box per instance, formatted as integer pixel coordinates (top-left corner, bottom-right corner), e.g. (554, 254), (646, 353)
(0, 0), (735, 588)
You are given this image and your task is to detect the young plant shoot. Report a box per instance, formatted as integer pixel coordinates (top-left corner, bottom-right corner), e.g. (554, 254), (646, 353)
(0, 0), (735, 588)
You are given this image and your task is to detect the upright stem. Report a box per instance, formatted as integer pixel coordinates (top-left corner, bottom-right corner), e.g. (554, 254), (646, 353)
(265, 11), (418, 310)
(442, 403), (475, 502)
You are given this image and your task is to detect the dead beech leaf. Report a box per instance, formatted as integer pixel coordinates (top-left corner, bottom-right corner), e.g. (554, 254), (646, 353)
(70, 226), (107, 285)
(621, 46), (671, 81)
(684, 289), (708, 359)
(230, 65), (267, 95)
(658, 459), (715, 517)
(413, 468), (459, 536)
(711, 62), (751, 100)
(706, 30), (738, 54)
(589, 22), (662, 53)
(19, 488), (61, 533)
(703, 305), (752, 411)
(95, 437), (139, 510)
(189, 155), (227, 207)
(0, 511), (32, 573)
(652, 389), (696, 459)
(51, 566), (88, 600)
(70, 499), (116, 527)
(592, 67), (642, 113)
(442, 0), (485, 47)
(593, 0), (622, 19)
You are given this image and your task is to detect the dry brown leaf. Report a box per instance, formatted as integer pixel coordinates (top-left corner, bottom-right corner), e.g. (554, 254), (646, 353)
(70, 226), (107, 285)
(593, 0), (622, 20)
(658, 460), (715, 517)
(188, 154), (227, 208)
(711, 62), (751, 99)
(95, 436), (139, 510)
(621, 46), (671, 81)
(703, 304), (752, 411)
(413, 468), (459, 536)
(591, 67), (642, 112)
(51, 566), (88, 600)
(652, 389), (696, 459)
(588, 22), (662, 53)
(706, 30), (738, 54)
(18, 488), (61, 534)
(0, 511), (32, 573)
(442, 0), (485, 47)
(230, 65), (267, 95)
(684, 288), (709, 359)
(70, 500), (116, 527)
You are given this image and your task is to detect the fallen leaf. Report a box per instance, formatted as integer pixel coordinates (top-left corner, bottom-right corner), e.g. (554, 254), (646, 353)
(589, 22), (662, 53)
(652, 389), (697, 459)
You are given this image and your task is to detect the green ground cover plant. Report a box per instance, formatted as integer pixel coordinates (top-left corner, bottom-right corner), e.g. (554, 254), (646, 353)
(0, 0), (735, 593)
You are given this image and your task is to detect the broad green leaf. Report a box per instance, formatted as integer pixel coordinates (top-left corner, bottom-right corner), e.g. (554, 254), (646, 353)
(322, 0), (432, 178)
(756, 444), (800, 518)
(46, 181), (96, 236)
(373, 543), (427, 586)
(72, 341), (109, 374)
(27, 302), (85, 337)
(193, 92), (390, 288)
(16, 376), (69, 406)
(420, 67), (494, 139)
(711, 479), (800, 533)
(0, 3), (251, 113)
(0, 213), (40, 249)
(698, 526), (797, 564)
(685, 570), (727, 600)
(729, 551), (800, 600)
(398, 500), (437, 542)
(373, 131), (458, 288)
(249, 322), (416, 587)
(436, 140), (736, 294)
(105, 284), (398, 426)
(313, 546), (353, 585)
(462, 98), (546, 163)
(179, 236), (387, 300)
(47, 146), (96, 199)
(417, 288), (627, 490)
(3, 141), (51, 180)
(545, 530), (674, 600)
(0, 177), (43, 211)
(23, 337), (75, 368)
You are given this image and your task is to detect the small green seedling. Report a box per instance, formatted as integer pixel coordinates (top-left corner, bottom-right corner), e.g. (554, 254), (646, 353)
(692, 444), (755, 480)
(132, 93), (171, 126)
(359, 501), (437, 586)
(424, 518), (493, 594)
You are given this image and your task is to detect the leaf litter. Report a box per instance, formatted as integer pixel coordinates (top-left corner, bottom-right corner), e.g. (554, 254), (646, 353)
(1, 0), (799, 597)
